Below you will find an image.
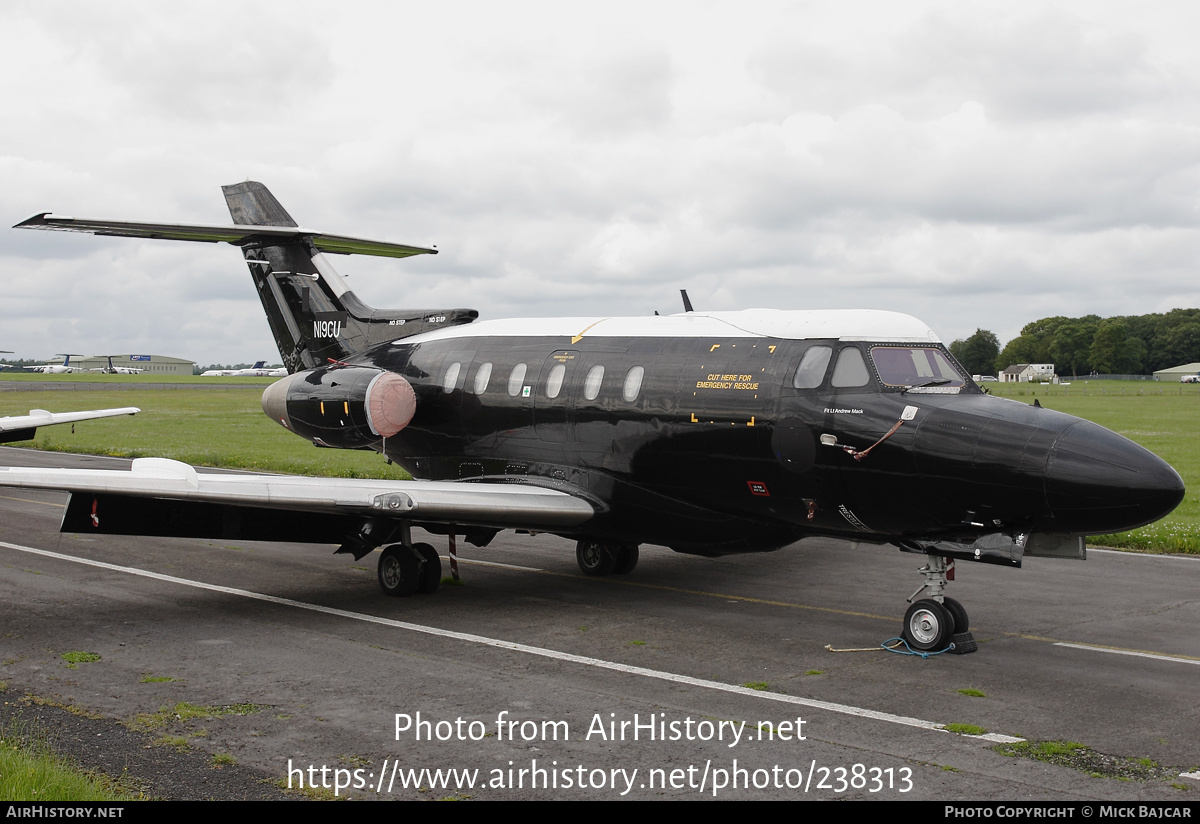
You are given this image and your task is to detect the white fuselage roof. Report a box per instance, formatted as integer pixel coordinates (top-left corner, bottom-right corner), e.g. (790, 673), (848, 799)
(401, 309), (942, 346)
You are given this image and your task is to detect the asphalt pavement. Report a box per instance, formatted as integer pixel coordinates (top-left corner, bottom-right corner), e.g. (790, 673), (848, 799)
(1, 446), (1197, 800)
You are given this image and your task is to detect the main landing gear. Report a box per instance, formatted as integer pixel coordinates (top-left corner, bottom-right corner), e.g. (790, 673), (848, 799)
(901, 555), (977, 654)
(377, 542), (442, 597)
(576, 540), (639, 576)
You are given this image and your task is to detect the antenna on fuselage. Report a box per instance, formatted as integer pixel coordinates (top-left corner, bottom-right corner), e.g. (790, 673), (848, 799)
(680, 289), (694, 313)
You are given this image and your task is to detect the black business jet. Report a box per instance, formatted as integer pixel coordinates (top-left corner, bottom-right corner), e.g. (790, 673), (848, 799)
(2, 183), (1184, 653)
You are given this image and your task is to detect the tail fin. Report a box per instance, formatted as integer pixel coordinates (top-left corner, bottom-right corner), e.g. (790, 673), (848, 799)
(14, 182), (477, 373)
(222, 182), (477, 372)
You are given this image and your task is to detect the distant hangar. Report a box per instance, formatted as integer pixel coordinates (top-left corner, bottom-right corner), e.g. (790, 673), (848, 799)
(48, 354), (195, 376)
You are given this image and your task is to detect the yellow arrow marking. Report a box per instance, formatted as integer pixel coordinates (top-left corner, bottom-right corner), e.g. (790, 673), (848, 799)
(571, 319), (608, 344)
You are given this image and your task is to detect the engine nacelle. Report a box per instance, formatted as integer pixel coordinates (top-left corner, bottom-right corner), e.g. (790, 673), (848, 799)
(262, 367), (417, 449)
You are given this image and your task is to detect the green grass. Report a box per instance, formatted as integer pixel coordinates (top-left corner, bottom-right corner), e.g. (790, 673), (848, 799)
(60, 652), (100, 669)
(127, 701), (262, 733)
(0, 372), (276, 385)
(989, 381), (1200, 553)
(957, 688), (986, 698)
(153, 735), (190, 752)
(991, 739), (1180, 782)
(942, 722), (988, 736)
(0, 718), (143, 801)
(1, 388), (410, 480)
(741, 682), (770, 691)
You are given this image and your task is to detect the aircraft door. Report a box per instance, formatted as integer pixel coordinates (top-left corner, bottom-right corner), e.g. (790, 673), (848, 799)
(534, 350), (579, 443)
(773, 342), (839, 527)
(817, 344), (920, 536)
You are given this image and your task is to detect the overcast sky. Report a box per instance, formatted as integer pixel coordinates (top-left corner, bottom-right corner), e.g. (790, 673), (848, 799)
(3, 0), (1199, 366)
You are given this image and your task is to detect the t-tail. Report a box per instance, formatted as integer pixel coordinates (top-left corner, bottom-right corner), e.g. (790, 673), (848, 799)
(223, 182), (476, 371)
(14, 182), (479, 373)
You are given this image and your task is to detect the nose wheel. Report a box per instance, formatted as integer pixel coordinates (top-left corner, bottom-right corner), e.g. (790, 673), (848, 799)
(901, 557), (976, 653)
(903, 599), (952, 650)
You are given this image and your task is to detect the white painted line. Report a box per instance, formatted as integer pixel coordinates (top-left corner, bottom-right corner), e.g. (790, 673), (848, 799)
(1085, 546), (1200, 561)
(2, 539), (1022, 743)
(1180, 771), (1200, 781)
(454, 557), (544, 572)
(1053, 642), (1200, 666)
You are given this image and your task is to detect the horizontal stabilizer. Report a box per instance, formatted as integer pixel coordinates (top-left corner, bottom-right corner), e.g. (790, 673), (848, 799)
(14, 214), (437, 259)
(0, 407), (139, 433)
(0, 407), (138, 444)
(0, 459), (594, 531)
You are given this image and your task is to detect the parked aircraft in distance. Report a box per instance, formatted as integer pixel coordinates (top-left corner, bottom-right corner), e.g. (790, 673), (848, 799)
(0, 407), (139, 444)
(201, 361), (287, 377)
(2, 183), (1185, 653)
(24, 354), (86, 374)
(92, 356), (144, 375)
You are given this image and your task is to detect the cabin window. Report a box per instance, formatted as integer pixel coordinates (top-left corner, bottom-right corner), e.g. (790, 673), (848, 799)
(545, 363), (566, 398)
(831, 347), (870, 387)
(583, 365), (604, 400)
(623, 366), (645, 402)
(508, 363), (528, 397)
(473, 362), (493, 394)
(871, 347), (965, 388)
(442, 362), (461, 393)
(792, 346), (832, 389)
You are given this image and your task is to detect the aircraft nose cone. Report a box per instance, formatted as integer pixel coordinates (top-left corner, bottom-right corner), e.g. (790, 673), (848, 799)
(1044, 420), (1184, 534)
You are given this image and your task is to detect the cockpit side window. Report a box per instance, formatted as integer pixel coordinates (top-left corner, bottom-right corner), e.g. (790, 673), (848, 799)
(871, 347), (965, 387)
(792, 345), (832, 389)
(831, 347), (870, 387)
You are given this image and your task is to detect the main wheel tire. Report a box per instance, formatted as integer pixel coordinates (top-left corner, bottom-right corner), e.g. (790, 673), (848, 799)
(576, 540), (616, 576)
(903, 599), (952, 651)
(942, 597), (969, 634)
(612, 544), (639, 575)
(378, 544), (420, 597)
(414, 543), (442, 594)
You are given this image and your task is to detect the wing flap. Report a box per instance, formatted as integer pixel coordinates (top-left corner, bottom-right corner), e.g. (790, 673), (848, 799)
(0, 459), (594, 530)
(14, 214), (437, 259)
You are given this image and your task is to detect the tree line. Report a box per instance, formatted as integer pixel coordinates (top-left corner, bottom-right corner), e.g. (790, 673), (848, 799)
(948, 309), (1200, 378)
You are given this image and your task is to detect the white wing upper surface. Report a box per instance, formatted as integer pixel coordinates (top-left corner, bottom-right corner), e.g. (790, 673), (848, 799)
(0, 458), (594, 530)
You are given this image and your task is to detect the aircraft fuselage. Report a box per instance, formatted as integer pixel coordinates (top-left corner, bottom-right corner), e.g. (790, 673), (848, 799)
(263, 311), (1184, 558)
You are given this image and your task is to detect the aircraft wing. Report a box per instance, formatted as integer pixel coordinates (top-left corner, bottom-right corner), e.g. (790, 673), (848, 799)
(0, 458), (595, 531)
(0, 407), (139, 443)
(14, 214), (437, 259)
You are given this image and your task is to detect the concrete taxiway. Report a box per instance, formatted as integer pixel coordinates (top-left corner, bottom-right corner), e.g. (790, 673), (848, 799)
(1, 446), (1197, 800)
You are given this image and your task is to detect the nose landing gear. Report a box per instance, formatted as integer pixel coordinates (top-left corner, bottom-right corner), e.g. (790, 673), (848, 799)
(902, 556), (977, 654)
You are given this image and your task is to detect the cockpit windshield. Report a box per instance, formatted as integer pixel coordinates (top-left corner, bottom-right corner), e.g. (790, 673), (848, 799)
(870, 346), (965, 388)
